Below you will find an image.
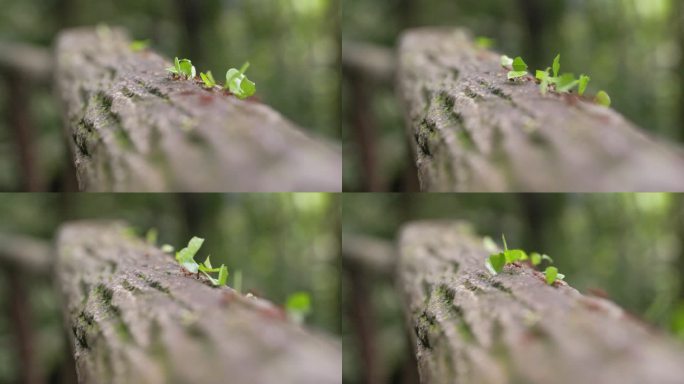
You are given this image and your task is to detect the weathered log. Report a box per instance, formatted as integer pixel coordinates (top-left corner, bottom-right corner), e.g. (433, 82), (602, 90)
(398, 221), (684, 384)
(398, 28), (684, 191)
(55, 221), (341, 384)
(55, 27), (341, 192)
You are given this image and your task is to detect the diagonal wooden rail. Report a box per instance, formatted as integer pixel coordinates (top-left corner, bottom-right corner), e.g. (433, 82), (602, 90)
(55, 27), (341, 192)
(56, 221), (341, 384)
(397, 221), (684, 384)
(398, 28), (684, 192)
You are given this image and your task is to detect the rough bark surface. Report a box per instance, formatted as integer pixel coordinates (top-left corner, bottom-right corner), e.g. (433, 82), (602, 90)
(398, 221), (684, 384)
(55, 221), (341, 384)
(398, 28), (684, 191)
(55, 27), (341, 192)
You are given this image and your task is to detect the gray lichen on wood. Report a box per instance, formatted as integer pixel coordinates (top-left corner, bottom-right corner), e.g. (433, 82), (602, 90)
(55, 27), (341, 192)
(398, 28), (684, 192)
(56, 221), (341, 384)
(398, 221), (684, 384)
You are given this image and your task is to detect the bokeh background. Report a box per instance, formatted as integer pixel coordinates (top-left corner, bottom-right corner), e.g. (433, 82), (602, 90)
(343, 0), (684, 191)
(0, 0), (340, 191)
(342, 193), (684, 384)
(0, 192), (340, 383)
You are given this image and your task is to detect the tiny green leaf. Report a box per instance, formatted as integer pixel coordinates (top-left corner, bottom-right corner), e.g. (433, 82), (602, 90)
(578, 74), (590, 96)
(500, 55), (514, 68)
(145, 228), (158, 245)
(501, 234), (508, 251)
(225, 62), (257, 99)
(595, 90), (611, 107)
(530, 252), (542, 266)
(286, 292), (312, 324)
(217, 265), (228, 286)
(504, 249), (527, 263)
(482, 236), (498, 253)
(512, 57), (527, 72)
(486, 253), (506, 275)
(178, 59), (196, 79)
(475, 36), (495, 49)
(161, 244), (174, 253)
(556, 73), (579, 93)
(200, 71), (216, 88)
(166, 57), (181, 75)
(541, 254), (554, 264)
(130, 39), (150, 52)
(507, 71), (527, 80)
(552, 54), (561, 77)
(545, 266), (558, 285)
(175, 236), (203, 273)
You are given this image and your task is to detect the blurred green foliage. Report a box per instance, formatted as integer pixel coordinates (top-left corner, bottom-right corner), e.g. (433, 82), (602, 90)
(342, 193), (684, 383)
(0, 192), (340, 382)
(0, 0), (340, 191)
(343, 0), (684, 191)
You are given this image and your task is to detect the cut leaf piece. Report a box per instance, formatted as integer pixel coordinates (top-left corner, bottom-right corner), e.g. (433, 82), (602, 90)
(545, 266), (558, 285)
(500, 55), (514, 68)
(595, 90), (611, 107)
(217, 265), (228, 286)
(578, 74), (590, 96)
(552, 54), (561, 77)
(486, 253), (506, 275)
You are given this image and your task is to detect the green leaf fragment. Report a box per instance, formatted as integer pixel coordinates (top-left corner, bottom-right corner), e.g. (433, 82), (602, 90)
(530, 252), (542, 266)
(500, 55), (514, 68)
(545, 266), (558, 285)
(145, 228), (158, 245)
(504, 249), (527, 263)
(475, 36), (495, 49)
(541, 254), (554, 263)
(512, 57), (528, 72)
(161, 244), (174, 253)
(217, 265), (228, 286)
(578, 74), (590, 96)
(130, 39), (150, 52)
(556, 73), (579, 93)
(486, 253), (506, 275)
(552, 54), (561, 77)
(595, 90), (611, 107)
(507, 71), (527, 80)
(286, 292), (312, 324)
(200, 71), (216, 88)
(175, 236), (204, 273)
(178, 59), (196, 78)
(482, 236), (498, 253)
(166, 57), (181, 75)
(225, 62), (257, 99)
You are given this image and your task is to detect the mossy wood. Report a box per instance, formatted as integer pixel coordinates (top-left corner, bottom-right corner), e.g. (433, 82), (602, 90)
(398, 28), (684, 191)
(56, 221), (341, 384)
(55, 27), (341, 192)
(398, 221), (684, 384)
